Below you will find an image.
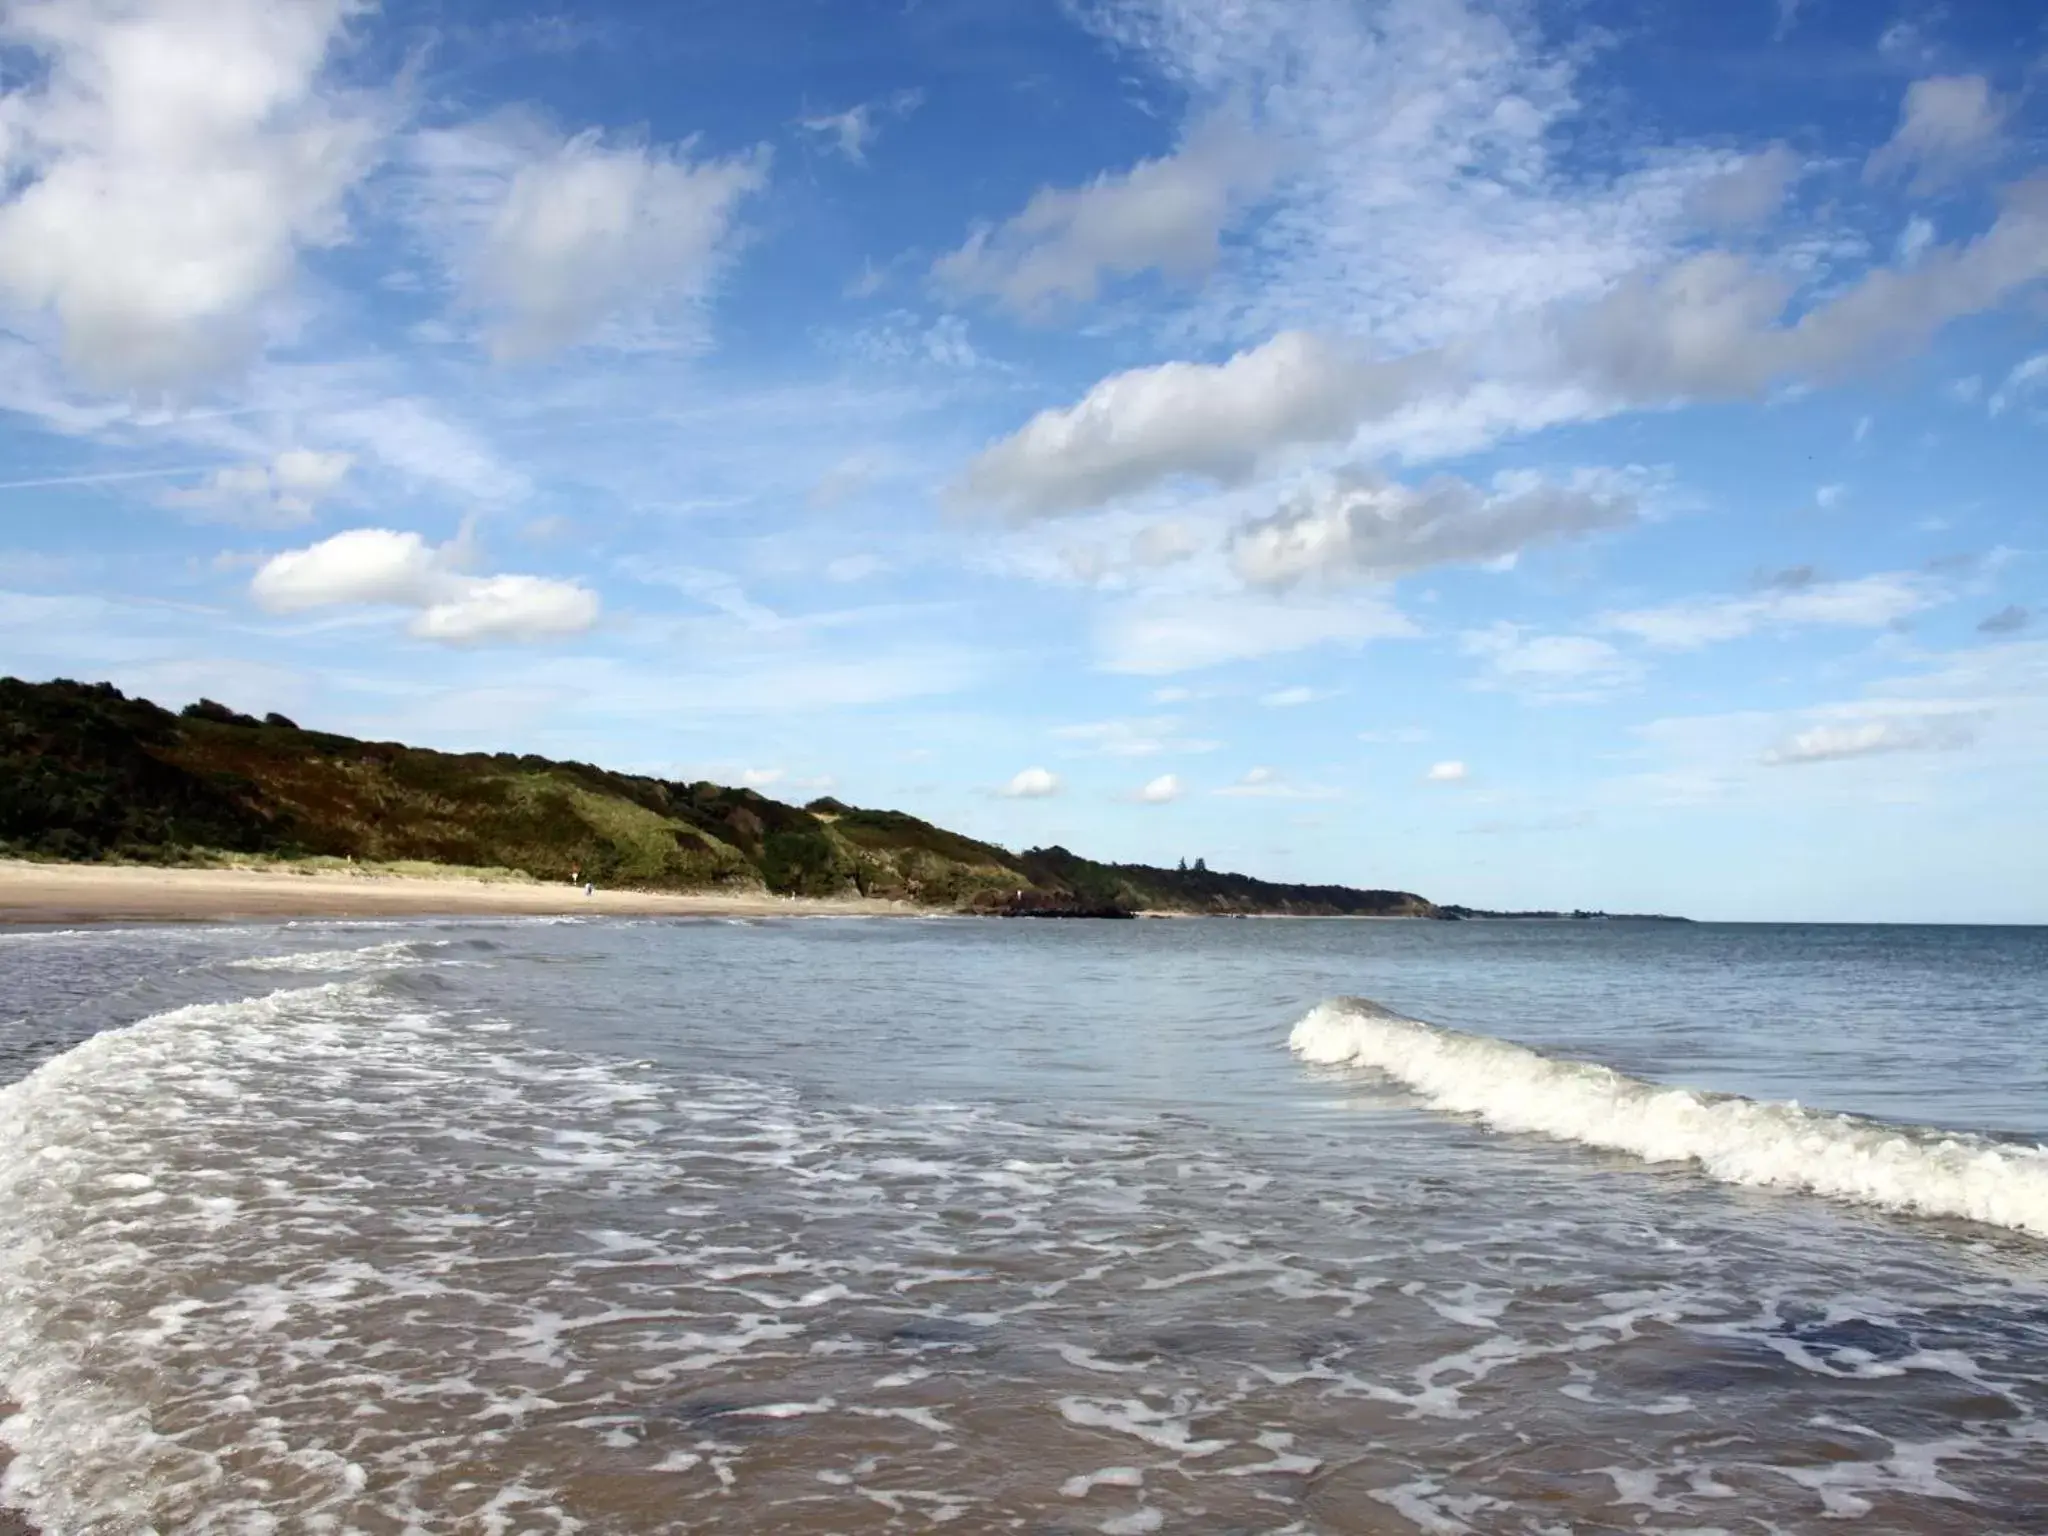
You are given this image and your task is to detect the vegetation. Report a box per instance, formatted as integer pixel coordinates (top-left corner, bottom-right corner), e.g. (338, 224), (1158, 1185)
(1, 676), (1440, 916)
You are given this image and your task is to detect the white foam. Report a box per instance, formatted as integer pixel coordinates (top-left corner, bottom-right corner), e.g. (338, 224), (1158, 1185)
(232, 940), (432, 973)
(1292, 998), (2048, 1238)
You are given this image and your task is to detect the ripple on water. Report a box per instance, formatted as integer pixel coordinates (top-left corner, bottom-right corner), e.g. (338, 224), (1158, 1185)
(1, 950), (2047, 1532)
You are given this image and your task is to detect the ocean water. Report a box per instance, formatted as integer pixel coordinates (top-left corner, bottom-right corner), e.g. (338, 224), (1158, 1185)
(2, 915), (2046, 1534)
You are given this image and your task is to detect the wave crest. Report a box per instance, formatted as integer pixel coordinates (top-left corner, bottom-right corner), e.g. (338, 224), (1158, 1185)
(1290, 998), (2048, 1238)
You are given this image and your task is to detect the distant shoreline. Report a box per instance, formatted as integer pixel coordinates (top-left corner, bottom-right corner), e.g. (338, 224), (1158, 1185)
(0, 859), (914, 926)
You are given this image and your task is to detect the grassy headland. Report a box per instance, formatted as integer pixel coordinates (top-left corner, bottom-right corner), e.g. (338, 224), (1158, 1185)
(2, 677), (1440, 918)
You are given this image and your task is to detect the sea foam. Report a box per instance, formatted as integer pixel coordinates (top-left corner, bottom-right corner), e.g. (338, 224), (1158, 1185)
(1291, 998), (2048, 1238)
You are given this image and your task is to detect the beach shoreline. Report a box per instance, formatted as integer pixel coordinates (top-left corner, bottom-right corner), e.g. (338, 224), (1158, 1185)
(0, 860), (915, 927)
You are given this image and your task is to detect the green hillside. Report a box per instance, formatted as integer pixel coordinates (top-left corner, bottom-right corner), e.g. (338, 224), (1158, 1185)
(0, 676), (1438, 917)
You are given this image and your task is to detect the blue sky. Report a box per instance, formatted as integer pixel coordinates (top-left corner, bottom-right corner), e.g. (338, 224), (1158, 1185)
(1, 0), (2044, 921)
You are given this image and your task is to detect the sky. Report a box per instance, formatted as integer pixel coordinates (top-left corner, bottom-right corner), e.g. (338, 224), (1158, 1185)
(0, 0), (2044, 922)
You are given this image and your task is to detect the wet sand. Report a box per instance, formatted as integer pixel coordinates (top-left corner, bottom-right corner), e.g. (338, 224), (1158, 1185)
(0, 860), (914, 926)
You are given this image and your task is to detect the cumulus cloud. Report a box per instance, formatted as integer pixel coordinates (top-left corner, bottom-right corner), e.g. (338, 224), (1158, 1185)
(1761, 712), (1982, 765)
(951, 332), (1437, 518)
(161, 448), (353, 527)
(1556, 177), (2048, 402)
(1000, 765), (1061, 798)
(1425, 760), (1468, 783)
(252, 528), (440, 610)
(1461, 623), (1644, 702)
(956, 173), (2048, 517)
(1866, 76), (2007, 192)
(934, 120), (1276, 313)
(250, 527), (599, 644)
(413, 117), (768, 359)
(1601, 572), (1937, 649)
(0, 0), (381, 390)
(1232, 468), (1638, 588)
(1137, 773), (1182, 803)
(410, 574), (601, 644)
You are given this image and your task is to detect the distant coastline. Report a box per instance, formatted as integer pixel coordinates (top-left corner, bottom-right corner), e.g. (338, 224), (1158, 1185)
(2, 676), (1686, 924)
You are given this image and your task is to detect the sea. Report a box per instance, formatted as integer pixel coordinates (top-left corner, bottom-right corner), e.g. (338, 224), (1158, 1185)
(2, 914), (2046, 1534)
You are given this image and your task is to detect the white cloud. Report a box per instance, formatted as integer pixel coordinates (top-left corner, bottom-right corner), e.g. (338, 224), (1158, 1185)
(1686, 145), (1800, 229)
(951, 331), (1437, 517)
(1054, 716), (1219, 757)
(957, 167), (2048, 518)
(410, 574), (601, 645)
(1079, 0), (1724, 355)
(1260, 685), (1334, 707)
(317, 396), (532, 505)
(825, 553), (889, 583)
(741, 766), (784, 787)
(250, 527), (599, 645)
(251, 528), (441, 610)
(1000, 765), (1061, 798)
(1616, 642), (2048, 812)
(1989, 352), (2048, 416)
(0, 0), (381, 390)
(161, 448), (353, 527)
(1137, 773), (1182, 803)
(1761, 713), (1981, 766)
(1232, 467), (1638, 587)
(1214, 765), (1337, 800)
(1461, 623), (1644, 702)
(1555, 182), (2048, 403)
(1096, 590), (1416, 674)
(797, 90), (921, 167)
(1896, 215), (1936, 266)
(1815, 483), (1845, 509)
(412, 117), (768, 360)
(934, 119), (1275, 313)
(1601, 572), (1937, 650)
(809, 452), (884, 509)
(1866, 76), (2007, 192)
(1425, 759), (1468, 783)
(1131, 520), (1202, 566)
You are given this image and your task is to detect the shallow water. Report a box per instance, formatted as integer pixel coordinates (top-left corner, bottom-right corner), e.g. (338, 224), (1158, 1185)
(3, 916), (2046, 1532)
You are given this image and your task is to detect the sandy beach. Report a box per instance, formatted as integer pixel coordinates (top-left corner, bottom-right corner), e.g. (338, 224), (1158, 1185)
(0, 860), (915, 926)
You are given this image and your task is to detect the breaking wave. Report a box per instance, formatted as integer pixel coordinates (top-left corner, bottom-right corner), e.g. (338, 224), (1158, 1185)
(1291, 998), (2048, 1238)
